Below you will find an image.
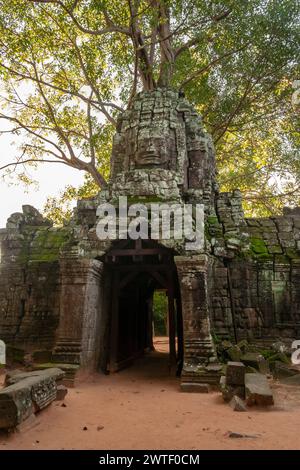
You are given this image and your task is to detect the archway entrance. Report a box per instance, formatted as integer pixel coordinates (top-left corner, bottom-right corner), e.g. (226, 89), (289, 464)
(103, 239), (183, 375)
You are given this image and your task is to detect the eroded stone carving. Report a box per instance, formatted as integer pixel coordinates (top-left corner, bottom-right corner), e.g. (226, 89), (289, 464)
(109, 89), (216, 205)
(0, 368), (65, 429)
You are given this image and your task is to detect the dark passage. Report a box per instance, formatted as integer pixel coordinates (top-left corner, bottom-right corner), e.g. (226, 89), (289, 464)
(103, 240), (183, 375)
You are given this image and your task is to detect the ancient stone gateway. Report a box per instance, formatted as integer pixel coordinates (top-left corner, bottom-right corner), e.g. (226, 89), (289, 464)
(50, 88), (218, 383)
(0, 88), (299, 386)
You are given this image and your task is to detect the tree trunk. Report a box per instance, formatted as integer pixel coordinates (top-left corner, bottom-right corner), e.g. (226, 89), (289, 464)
(157, 1), (174, 88)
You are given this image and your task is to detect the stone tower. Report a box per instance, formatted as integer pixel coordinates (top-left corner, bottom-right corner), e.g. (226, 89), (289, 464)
(0, 89), (299, 385)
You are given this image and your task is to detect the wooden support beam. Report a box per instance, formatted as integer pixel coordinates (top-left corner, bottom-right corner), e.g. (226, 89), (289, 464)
(111, 264), (172, 272)
(109, 272), (120, 373)
(167, 272), (177, 374)
(107, 248), (170, 257)
(176, 296), (184, 374)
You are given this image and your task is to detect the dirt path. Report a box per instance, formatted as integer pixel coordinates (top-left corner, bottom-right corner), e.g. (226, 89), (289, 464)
(1, 338), (300, 450)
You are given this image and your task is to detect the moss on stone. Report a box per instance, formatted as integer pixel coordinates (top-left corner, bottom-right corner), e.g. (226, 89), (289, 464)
(250, 237), (268, 254)
(18, 228), (70, 264)
(29, 254), (61, 263)
(256, 253), (274, 261)
(285, 248), (300, 259)
(204, 224), (212, 241)
(207, 215), (219, 225)
(242, 237), (274, 260)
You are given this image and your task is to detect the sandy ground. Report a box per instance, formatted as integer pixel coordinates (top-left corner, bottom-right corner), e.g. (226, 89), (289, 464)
(1, 337), (300, 450)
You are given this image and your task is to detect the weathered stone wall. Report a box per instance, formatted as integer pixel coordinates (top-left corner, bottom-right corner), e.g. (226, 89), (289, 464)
(0, 206), (69, 351)
(0, 90), (299, 375)
(208, 195), (300, 342)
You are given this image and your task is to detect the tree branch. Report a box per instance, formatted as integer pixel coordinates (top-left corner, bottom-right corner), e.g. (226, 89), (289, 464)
(0, 61), (123, 115)
(213, 73), (269, 144)
(175, 9), (232, 58)
(0, 159), (69, 172)
(72, 41), (117, 126)
(179, 44), (248, 89)
(87, 91), (96, 166)
(155, 0), (175, 87)
(0, 113), (68, 159)
(28, 0), (131, 36)
(127, 0), (156, 90)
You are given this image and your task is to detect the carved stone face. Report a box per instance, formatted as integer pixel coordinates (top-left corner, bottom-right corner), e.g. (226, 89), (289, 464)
(136, 135), (163, 166)
(135, 127), (177, 168)
(110, 89), (215, 193)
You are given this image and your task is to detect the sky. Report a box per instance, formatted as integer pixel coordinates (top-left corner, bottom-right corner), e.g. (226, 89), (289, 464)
(0, 130), (84, 228)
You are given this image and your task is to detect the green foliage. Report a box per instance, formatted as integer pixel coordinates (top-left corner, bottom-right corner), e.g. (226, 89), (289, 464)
(153, 290), (168, 336)
(43, 176), (100, 225)
(0, 0), (299, 218)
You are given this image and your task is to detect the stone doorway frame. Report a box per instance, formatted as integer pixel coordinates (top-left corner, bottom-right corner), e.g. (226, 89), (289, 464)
(103, 239), (183, 375)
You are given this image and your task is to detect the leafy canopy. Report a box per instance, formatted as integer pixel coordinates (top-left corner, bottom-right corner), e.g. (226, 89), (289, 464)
(0, 0), (299, 221)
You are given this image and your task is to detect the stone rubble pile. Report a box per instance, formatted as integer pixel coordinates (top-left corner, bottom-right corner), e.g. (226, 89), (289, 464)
(220, 361), (274, 411)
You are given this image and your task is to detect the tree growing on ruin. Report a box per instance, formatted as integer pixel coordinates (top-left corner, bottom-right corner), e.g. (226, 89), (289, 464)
(0, 0), (299, 218)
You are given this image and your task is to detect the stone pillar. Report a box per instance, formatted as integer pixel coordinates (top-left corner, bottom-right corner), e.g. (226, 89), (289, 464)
(80, 260), (104, 369)
(175, 255), (218, 384)
(53, 257), (94, 364)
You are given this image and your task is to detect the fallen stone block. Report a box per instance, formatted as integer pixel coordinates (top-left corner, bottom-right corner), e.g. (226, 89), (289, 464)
(55, 385), (68, 401)
(220, 376), (245, 402)
(278, 374), (300, 386)
(229, 396), (247, 412)
(268, 352), (290, 365)
(245, 373), (274, 406)
(181, 382), (210, 393)
(226, 362), (246, 386)
(5, 367), (65, 386)
(0, 376), (55, 429)
(246, 366), (258, 374)
(241, 352), (265, 370)
(258, 358), (270, 375)
(0, 378), (34, 429)
(32, 363), (79, 387)
(0, 368), (65, 429)
(15, 414), (40, 433)
(273, 362), (299, 379)
(237, 340), (250, 354)
(226, 345), (242, 362)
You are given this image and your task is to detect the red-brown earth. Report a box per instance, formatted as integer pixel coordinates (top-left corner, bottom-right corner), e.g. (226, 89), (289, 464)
(1, 337), (300, 450)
